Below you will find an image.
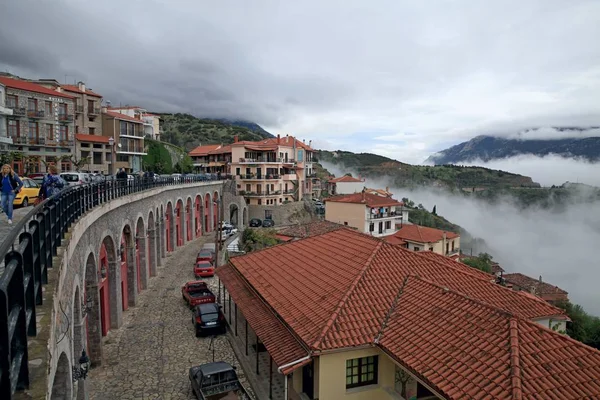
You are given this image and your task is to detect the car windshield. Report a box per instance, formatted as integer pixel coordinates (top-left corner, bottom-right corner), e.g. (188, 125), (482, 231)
(196, 262), (211, 268)
(198, 251), (212, 257)
(202, 312), (219, 322)
(61, 174), (80, 182)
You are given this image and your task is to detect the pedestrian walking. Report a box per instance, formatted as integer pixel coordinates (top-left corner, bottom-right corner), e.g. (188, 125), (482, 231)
(1, 164), (24, 224)
(38, 165), (66, 201)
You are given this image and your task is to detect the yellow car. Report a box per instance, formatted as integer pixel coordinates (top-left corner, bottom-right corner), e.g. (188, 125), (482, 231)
(13, 177), (40, 207)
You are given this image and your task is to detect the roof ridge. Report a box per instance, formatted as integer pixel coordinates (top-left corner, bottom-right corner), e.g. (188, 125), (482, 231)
(226, 262), (311, 353)
(509, 318), (524, 400)
(311, 240), (384, 350)
(374, 275), (410, 344)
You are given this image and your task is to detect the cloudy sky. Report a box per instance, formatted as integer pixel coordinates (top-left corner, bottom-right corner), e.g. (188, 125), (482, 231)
(1, 0), (600, 163)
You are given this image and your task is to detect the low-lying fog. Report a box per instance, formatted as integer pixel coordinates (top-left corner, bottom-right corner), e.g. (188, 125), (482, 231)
(321, 158), (600, 315)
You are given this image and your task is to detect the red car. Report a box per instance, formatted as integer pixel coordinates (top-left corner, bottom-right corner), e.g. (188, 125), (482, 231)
(181, 281), (216, 308)
(196, 249), (215, 263)
(194, 261), (215, 278)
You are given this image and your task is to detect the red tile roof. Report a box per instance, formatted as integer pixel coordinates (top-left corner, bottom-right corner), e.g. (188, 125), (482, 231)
(60, 84), (102, 98)
(455, 253), (505, 274)
(378, 276), (600, 399)
(364, 187), (392, 197)
(503, 273), (568, 296)
(328, 175), (364, 183)
(0, 76), (74, 99)
(277, 221), (347, 239)
(216, 263), (309, 373)
(388, 224), (459, 244)
(415, 250), (495, 281)
(75, 134), (109, 144)
(209, 144), (232, 155)
(189, 144), (223, 157)
(103, 111), (143, 124)
(324, 191), (403, 208)
(233, 135), (314, 151)
(383, 235), (407, 246)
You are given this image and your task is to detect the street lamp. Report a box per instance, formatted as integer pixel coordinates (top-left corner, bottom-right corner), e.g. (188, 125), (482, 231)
(108, 136), (115, 175)
(72, 349), (91, 381)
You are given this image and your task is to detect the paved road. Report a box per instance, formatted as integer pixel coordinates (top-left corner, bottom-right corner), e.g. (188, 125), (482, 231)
(0, 206), (32, 244)
(88, 236), (254, 400)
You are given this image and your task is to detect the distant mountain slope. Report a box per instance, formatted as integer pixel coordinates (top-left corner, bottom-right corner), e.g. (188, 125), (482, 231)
(427, 133), (600, 164)
(158, 113), (273, 151)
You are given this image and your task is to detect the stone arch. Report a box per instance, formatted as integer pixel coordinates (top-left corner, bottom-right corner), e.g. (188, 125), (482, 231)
(204, 193), (212, 234)
(176, 198), (184, 247)
(186, 197), (193, 241)
(84, 251), (103, 364)
(121, 222), (137, 308)
(194, 194), (202, 238)
(213, 191), (219, 230)
(50, 352), (72, 399)
(229, 203), (239, 227)
(165, 201), (174, 252)
(242, 207), (248, 226)
(100, 234), (122, 329)
(148, 210), (157, 276)
(158, 205), (165, 261)
(136, 216), (148, 291)
(72, 285), (87, 399)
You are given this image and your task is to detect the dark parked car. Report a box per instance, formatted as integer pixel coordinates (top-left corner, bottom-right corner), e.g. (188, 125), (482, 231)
(262, 219), (274, 228)
(193, 303), (226, 337)
(189, 362), (250, 400)
(249, 218), (262, 227)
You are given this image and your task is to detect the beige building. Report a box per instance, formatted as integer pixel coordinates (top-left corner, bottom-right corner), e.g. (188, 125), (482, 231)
(216, 228), (590, 400)
(189, 144), (232, 174)
(324, 190), (408, 237)
(385, 224), (460, 255)
(108, 106), (159, 139)
(74, 134), (113, 174)
(328, 175), (366, 195)
(101, 109), (146, 173)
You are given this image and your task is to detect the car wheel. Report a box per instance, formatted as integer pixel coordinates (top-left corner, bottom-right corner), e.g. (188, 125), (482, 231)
(22, 198), (28, 207)
(195, 329), (201, 338)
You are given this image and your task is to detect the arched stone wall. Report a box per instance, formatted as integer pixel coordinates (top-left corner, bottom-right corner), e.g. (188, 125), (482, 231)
(50, 352), (72, 399)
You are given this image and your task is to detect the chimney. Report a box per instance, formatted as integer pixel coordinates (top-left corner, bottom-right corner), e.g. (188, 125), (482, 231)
(78, 81), (86, 92)
(234, 135), (239, 143)
(385, 186), (389, 193)
(277, 134), (281, 144)
(309, 140), (312, 147)
(539, 275), (542, 284)
(101, 106), (108, 113)
(361, 187), (366, 202)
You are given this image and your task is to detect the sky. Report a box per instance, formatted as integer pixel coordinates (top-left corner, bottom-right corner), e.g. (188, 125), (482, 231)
(322, 161), (600, 316)
(1, 0), (600, 164)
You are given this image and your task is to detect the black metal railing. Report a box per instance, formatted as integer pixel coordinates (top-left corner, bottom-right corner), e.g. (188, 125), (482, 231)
(0, 174), (226, 398)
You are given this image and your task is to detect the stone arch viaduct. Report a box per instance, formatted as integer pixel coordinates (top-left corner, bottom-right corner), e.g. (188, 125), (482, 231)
(20, 180), (246, 399)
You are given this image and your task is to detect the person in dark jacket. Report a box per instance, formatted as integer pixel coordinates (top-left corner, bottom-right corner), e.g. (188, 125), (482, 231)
(1, 164), (24, 224)
(39, 165), (66, 200)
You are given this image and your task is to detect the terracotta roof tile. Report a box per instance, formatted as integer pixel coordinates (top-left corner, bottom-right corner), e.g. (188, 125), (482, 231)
(61, 84), (102, 98)
(328, 175), (364, 183)
(216, 264), (308, 373)
(277, 221), (346, 239)
(0, 76), (74, 99)
(415, 250), (494, 281)
(325, 191), (403, 208)
(233, 135), (314, 151)
(389, 224), (460, 244)
(75, 133), (109, 144)
(209, 144), (232, 155)
(189, 144), (223, 156)
(103, 111), (143, 123)
(503, 273), (568, 296)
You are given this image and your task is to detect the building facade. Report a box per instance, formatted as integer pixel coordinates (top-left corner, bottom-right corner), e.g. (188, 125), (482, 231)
(503, 273), (569, 305)
(324, 190), (408, 237)
(108, 106), (159, 140)
(0, 76), (76, 173)
(189, 144), (232, 174)
(0, 83), (13, 152)
(328, 175), (366, 195)
(74, 134), (113, 174)
(385, 224), (460, 255)
(101, 110), (146, 173)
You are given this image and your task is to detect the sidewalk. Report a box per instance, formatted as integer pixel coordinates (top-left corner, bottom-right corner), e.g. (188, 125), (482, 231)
(0, 206), (33, 246)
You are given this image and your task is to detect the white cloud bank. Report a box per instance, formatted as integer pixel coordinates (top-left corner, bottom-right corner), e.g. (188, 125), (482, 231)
(321, 161), (600, 316)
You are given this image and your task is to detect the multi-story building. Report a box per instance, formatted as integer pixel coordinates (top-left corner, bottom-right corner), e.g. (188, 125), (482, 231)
(74, 134), (113, 174)
(324, 189), (408, 237)
(102, 109), (146, 173)
(503, 273), (569, 305)
(108, 106), (159, 140)
(60, 82), (103, 135)
(230, 134), (315, 205)
(0, 82), (13, 152)
(328, 175), (365, 195)
(0, 76), (75, 173)
(385, 224), (460, 255)
(189, 144), (232, 174)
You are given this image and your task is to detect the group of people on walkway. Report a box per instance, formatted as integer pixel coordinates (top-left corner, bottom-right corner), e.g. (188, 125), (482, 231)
(1, 164), (65, 224)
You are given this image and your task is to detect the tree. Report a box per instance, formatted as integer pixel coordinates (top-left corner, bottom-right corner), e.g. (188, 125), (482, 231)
(395, 368), (412, 399)
(0, 151), (23, 167)
(344, 173), (353, 177)
(432, 205), (437, 215)
(555, 300), (600, 349)
(68, 155), (90, 172)
(462, 253), (493, 274)
(401, 197), (415, 208)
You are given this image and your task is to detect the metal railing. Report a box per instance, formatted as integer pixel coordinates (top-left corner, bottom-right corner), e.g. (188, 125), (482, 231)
(0, 175), (226, 398)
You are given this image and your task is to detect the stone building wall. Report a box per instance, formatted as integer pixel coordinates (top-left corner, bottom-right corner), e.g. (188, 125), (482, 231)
(248, 199), (314, 227)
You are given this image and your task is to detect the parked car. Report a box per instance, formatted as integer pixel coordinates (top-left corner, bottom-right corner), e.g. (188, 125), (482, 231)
(202, 243), (216, 252)
(196, 249), (215, 263)
(189, 362), (250, 400)
(219, 221), (234, 231)
(262, 219), (275, 228)
(192, 303), (226, 337)
(194, 261), (215, 278)
(60, 172), (91, 187)
(28, 173), (45, 186)
(13, 177), (40, 207)
(249, 218), (262, 227)
(181, 281), (216, 308)
(222, 228), (238, 240)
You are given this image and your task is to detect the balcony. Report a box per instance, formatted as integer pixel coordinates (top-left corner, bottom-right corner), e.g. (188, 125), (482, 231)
(119, 130), (144, 138)
(446, 248), (460, 256)
(367, 211), (403, 220)
(118, 145), (146, 154)
(27, 110), (45, 119)
(58, 114), (74, 123)
(282, 174), (297, 180)
(238, 190), (282, 197)
(9, 107), (26, 117)
(59, 140), (75, 148)
(0, 105), (13, 116)
(237, 174), (281, 180)
(75, 105), (84, 113)
(237, 157), (284, 164)
(88, 107), (101, 115)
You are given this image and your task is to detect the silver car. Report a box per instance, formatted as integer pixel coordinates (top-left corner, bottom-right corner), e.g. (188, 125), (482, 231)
(60, 172), (92, 186)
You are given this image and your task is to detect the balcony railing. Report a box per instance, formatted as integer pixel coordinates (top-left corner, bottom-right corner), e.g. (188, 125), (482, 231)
(9, 107), (26, 117)
(59, 140), (75, 148)
(119, 130), (145, 138)
(118, 146), (146, 154)
(368, 211), (403, 220)
(58, 114), (74, 123)
(75, 105), (84, 113)
(238, 190), (282, 196)
(237, 157), (284, 163)
(88, 107), (101, 115)
(446, 248), (460, 256)
(237, 174), (281, 180)
(27, 110), (45, 119)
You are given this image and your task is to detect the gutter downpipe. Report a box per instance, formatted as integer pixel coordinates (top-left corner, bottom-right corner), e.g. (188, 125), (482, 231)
(277, 354), (311, 399)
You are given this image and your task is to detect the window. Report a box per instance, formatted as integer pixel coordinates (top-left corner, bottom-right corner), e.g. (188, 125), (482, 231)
(429, 247), (434, 251)
(7, 95), (17, 108)
(8, 120), (19, 137)
(89, 127), (95, 134)
(297, 149), (304, 161)
(120, 121), (127, 136)
(414, 246), (420, 251)
(58, 103), (67, 116)
(446, 243), (449, 254)
(28, 122), (38, 139)
(235, 167), (240, 176)
(46, 124), (54, 140)
(346, 356), (378, 389)
(452, 241), (455, 251)
(88, 100), (95, 111)
(385, 221), (391, 230)
(59, 125), (68, 141)
(45, 101), (52, 116)
(369, 223), (374, 232)
(28, 98), (37, 112)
